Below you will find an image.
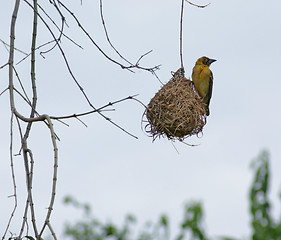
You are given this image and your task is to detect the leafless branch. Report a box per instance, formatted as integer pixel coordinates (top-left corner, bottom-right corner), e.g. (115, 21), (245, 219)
(23, 0), (38, 142)
(24, 0), (138, 139)
(19, 188), (30, 238)
(47, 222), (57, 240)
(2, 114), (17, 240)
(16, 115), (39, 239)
(50, 94), (139, 120)
(4, 0), (162, 238)
(38, 115), (58, 240)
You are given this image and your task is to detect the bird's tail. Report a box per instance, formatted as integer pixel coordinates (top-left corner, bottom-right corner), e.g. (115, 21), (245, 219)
(205, 104), (210, 116)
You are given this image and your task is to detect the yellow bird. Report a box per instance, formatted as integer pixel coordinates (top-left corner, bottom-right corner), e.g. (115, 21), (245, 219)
(192, 56), (216, 116)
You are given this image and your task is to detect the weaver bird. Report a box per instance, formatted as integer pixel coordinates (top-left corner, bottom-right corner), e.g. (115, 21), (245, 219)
(192, 56), (216, 116)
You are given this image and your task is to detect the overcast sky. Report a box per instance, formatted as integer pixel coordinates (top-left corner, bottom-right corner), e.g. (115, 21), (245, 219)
(1, 0), (281, 239)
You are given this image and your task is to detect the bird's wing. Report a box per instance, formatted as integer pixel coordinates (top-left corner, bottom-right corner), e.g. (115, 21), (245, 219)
(205, 71), (213, 106)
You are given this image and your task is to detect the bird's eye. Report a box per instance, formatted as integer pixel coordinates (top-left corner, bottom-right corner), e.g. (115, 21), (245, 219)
(203, 58), (207, 64)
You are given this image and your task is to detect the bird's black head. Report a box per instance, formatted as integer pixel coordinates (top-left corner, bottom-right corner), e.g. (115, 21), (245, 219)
(197, 56), (217, 66)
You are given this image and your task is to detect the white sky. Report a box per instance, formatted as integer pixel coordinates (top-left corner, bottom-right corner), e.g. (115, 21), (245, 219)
(1, 0), (281, 239)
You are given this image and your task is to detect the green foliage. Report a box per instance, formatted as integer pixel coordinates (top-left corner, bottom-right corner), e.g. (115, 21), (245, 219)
(64, 196), (136, 240)
(249, 150), (281, 240)
(63, 150), (281, 240)
(63, 196), (207, 240)
(217, 238), (237, 240)
(176, 202), (207, 240)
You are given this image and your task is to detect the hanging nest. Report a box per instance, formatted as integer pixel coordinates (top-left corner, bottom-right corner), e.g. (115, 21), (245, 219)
(143, 68), (207, 141)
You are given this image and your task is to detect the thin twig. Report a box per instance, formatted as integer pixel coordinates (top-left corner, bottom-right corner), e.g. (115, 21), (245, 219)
(75, 116), (88, 127)
(8, 0), (36, 123)
(23, 0), (38, 142)
(1, 38), (28, 55)
(16, 40), (55, 64)
(38, 0), (66, 56)
(37, 3), (83, 49)
(0, 62), (9, 69)
(2, 114), (18, 240)
(0, 87), (8, 97)
(185, 0), (210, 8)
(47, 222), (57, 240)
(180, 0), (184, 69)
(99, 0), (132, 66)
(18, 118), (39, 239)
(13, 66), (33, 108)
(8, 0), (20, 114)
(19, 194), (30, 238)
(13, 87), (33, 110)
(50, 94), (139, 120)
(136, 50), (153, 66)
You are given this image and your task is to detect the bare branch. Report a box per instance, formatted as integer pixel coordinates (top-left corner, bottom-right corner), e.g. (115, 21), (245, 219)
(4, 0), (163, 237)
(24, 0), (138, 139)
(19, 192), (30, 238)
(8, 0), (20, 114)
(50, 94), (139, 120)
(16, 116), (39, 239)
(2, 114), (18, 240)
(23, 0), (38, 142)
(39, 115), (58, 239)
(47, 222), (57, 240)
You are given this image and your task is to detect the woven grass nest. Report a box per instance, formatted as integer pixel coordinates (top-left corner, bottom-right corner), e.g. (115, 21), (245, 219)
(144, 68), (207, 141)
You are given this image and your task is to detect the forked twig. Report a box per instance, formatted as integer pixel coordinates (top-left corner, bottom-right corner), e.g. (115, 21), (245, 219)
(39, 115), (58, 240)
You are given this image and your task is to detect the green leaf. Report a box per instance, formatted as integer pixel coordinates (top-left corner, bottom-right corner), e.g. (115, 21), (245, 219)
(160, 214), (169, 227)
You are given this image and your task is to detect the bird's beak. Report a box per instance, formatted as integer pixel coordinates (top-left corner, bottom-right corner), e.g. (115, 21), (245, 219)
(208, 59), (217, 65)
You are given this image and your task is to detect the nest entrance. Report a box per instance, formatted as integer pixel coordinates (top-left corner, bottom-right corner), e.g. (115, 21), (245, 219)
(144, 68), (207, 141)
